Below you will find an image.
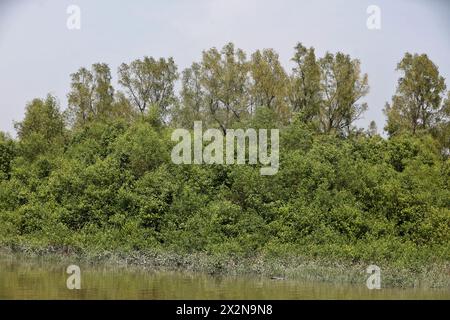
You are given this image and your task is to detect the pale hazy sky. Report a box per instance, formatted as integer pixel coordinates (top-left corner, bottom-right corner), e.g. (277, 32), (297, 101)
(0, 0), (449, 135)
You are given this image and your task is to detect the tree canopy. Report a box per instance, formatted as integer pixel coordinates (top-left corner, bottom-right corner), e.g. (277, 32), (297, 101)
(0, 43), (449, 274)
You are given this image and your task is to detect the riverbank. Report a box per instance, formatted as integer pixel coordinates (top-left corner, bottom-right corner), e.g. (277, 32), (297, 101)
(2, 251), (449, 300)
(1, 244), (448, 289)
(2, 118), (450, 291)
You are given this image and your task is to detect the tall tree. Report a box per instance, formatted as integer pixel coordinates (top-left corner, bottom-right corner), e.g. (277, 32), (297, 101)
(249, 49), (289, 117)
(92, 63), (114, 117)
(176, 62), (206, 127)
(67, 67), (94, 126)
(288, 43), (321, 121)
(385, 53), (447, 136)
(318, 52), (369, 134)
(67, 63), (114, 126)
(118, 56), (178, 120)
(179, 43), (250, 132)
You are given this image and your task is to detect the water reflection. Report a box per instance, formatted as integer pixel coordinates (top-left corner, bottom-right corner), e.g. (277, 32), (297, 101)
(0, 254), (448, 299)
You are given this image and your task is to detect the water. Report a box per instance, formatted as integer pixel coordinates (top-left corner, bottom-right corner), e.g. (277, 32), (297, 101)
(0, 254), (448, 299)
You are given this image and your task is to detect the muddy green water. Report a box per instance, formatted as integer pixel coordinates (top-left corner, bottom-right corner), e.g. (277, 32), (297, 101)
(0, 254), (448, 299)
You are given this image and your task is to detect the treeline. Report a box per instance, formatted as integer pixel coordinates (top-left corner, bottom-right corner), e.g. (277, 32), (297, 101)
(13, 43), (450, 145)
(0, 43), (449, 270)
(64, 43), (370, 135)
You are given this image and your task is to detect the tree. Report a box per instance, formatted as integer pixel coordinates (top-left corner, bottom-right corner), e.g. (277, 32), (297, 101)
(14, 95), (65, 160)
(367, 120), (378, 137)
(249, 48), (289, 117)
(92, 63), (115, 118)
(318, 52), (369, 134)
(67, 67), (93, 126)
(15, 94), (65, 141)
(118, 56), (178, 120)
(67, 63), (115, 126)
(179, 43), (250, 132)
(385, 53), (447, 136)
(109, 91), (137, 123)
(431, 91), (450, 155)
(288, 43), (321, 122)
(175, 62), (207, 127)
(0, 132), (15, 179)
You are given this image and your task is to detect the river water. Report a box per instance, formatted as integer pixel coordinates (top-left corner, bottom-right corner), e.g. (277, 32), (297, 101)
(0, 254), (448, 299)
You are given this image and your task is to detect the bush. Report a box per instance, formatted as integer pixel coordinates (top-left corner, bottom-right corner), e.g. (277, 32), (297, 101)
(0, 119), (448, 270)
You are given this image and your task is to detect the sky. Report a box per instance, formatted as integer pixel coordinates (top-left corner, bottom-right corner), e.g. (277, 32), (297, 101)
(0, 0), (449, 135)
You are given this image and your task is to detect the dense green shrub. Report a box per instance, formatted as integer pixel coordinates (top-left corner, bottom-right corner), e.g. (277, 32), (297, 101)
(0, 119), (448, 268)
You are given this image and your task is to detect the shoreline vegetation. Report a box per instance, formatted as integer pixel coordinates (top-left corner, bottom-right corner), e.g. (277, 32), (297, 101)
(0, 246), (450, 289)
(0, 44), (449, 290)
(1, 245), (449, 288)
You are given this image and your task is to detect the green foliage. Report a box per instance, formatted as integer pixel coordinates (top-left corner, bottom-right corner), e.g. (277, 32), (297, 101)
(0, 133), (16, 179)
(67, 63), (116, 126)
(3, 118), (449, 268)
(1, 46), (449, 272)
(177, 43), (251, 132)
(289, 43), (321, 120)
(118, 56), (178, 119)
(15, 95), (65, 141)
(250, 48), (289, 117)
(385, 53), (447, 136)
(112, 122), (169, 177)
(14, 95), (65, 160)
(317, 52), (369, 134)
(176, 43), (371, 135)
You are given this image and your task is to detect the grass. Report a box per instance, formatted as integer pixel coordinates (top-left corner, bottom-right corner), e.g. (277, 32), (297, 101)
(1, 243), (448, 289)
